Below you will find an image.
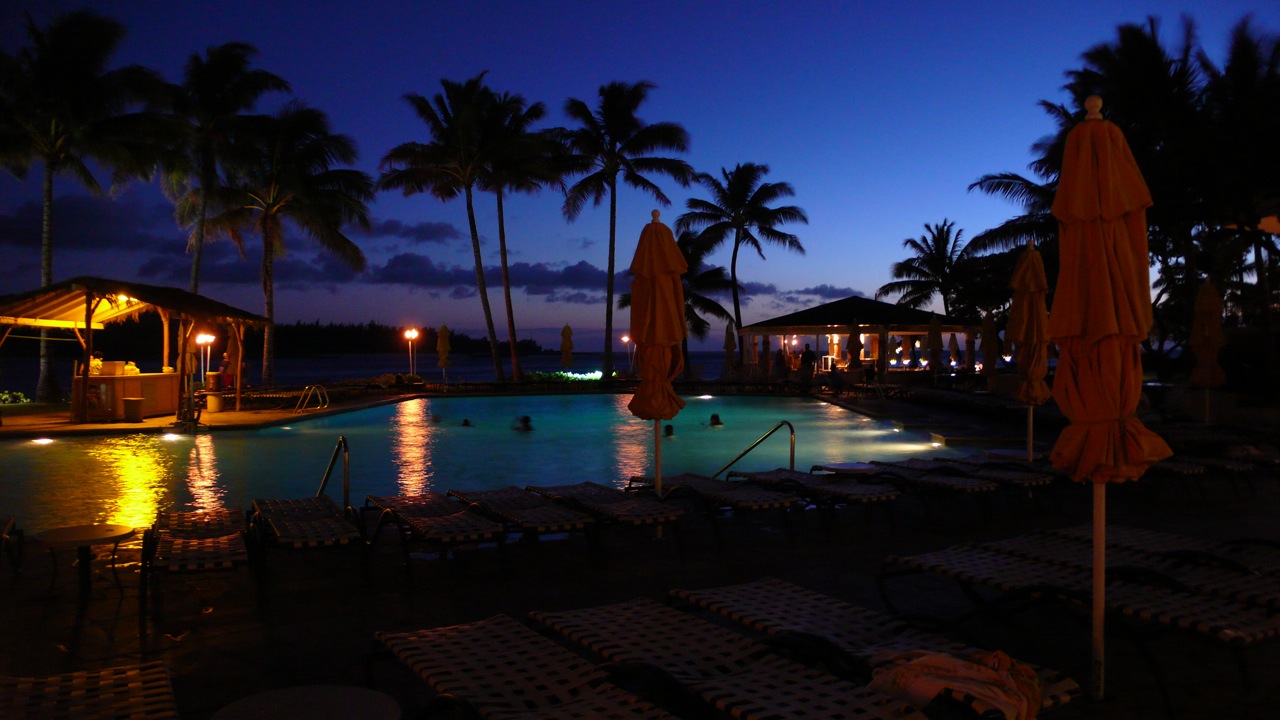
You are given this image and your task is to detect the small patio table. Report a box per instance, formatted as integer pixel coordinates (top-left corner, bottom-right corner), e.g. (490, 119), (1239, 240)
(31, 523), (135, 597)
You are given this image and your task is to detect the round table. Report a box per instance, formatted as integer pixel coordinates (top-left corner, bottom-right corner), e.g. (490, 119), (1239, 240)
(32, 523), (135, 597)
(212, 685), (400, 720)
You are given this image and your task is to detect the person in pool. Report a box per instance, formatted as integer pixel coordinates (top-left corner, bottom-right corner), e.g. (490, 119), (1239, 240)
(460, 419), (472, 427)
(709, 413), (724, 427)
(513, 415), (533, 431)
(664, 424), (675, 438)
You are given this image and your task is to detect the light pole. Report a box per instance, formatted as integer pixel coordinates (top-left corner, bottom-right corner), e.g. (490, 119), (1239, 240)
(195, 333), (215, 384)
(404, 328), (419, 376)
(621, 334), (634, 374)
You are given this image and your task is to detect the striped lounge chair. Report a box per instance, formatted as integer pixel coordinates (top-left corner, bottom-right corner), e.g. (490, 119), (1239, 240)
(1, 661), (178, 719)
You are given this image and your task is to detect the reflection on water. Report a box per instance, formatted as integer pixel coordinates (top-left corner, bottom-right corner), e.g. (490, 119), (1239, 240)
(185, 434), (225, 511)
(609, 394), (650, 486)
(85, 435), (175, 528)
(392, 398), (437, 494)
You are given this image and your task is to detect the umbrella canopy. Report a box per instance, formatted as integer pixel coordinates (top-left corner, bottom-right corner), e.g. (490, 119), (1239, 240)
(1048, 95), (1172, 700)
(979, 312), (1000, 377)
(898, 336), (911, 366)
(628, 211), (688, 494)
(559, 324), (574, 368)
(1187, 279), (1226, 390)
(947, 333), (961, 366)
(926, 315), (943, 368)
(1008, 243), (1053, 407)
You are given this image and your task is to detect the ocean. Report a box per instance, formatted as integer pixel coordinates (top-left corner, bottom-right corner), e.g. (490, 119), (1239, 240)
(0, 350), (734, 398)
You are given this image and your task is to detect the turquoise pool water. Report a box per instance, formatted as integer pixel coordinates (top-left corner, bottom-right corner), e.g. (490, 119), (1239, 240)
(3, 394), (957, 531)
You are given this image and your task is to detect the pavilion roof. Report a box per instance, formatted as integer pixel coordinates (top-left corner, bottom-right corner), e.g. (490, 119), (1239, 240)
(742, 294), (976, 335)
(0, 276), (267, 331)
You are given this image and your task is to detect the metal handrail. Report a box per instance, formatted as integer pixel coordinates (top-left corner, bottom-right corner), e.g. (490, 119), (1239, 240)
(293, 384), (330, 413)
(316, 435), (350, 509)
(711, 420), (795, 478)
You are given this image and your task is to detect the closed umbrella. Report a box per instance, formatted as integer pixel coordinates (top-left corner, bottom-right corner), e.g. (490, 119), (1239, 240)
(926, 315), (943, 369)
(979, 312), (1000, 378)
(436, 324), (452, 382)
(947, 333), (961, 367)
(1187, 279), (1226, 422)
(560, 324), (574, 369)
(1048, 96), (1172, 699)
(722, 322), (736, 379)
(628, 211), (688, 496)
(847, 332), (863, 365)
(1008, 242), (1053, 461)
(899, 336), (912, 367)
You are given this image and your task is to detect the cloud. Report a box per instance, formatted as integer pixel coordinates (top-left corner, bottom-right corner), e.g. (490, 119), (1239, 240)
(0, 194), (177, 250)
(365, 253), (476, 287)
(363, 217), (462, 244)
(365, 254), (620, 299)
(792, 284), (862, 299)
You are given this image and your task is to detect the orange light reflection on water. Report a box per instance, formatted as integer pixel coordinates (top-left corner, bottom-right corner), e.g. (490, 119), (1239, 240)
(185, 434), (226, 511)
(609, 394), (650, 487)
(393, 398), (436, 494)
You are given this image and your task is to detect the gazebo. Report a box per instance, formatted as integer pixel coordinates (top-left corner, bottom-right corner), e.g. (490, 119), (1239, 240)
(0, 276), (267, 422)
(741, 295), (979, 378)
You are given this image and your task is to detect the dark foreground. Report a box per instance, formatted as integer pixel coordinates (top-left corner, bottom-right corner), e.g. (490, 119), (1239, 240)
(1, 394), (1278, 720)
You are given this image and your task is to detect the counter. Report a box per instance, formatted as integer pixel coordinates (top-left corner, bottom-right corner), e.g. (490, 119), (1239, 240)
(71, 372), (180, 421)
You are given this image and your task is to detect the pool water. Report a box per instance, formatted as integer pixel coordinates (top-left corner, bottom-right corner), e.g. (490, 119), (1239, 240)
(2, 394), (957, 531)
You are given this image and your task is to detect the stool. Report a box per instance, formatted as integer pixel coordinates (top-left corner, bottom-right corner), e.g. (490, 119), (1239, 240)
(122, 397), (145, 422)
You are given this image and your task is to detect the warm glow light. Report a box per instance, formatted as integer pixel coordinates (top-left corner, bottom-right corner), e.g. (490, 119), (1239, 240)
(404, 328), (419, 341)
(32, 438), (54, 445)
(621, 334), (630, 344)
(697, 395), (715, 400)
(1002, 354), (1013, 363)
(195, 333), (215, 346)
(162, 433), (183, 441)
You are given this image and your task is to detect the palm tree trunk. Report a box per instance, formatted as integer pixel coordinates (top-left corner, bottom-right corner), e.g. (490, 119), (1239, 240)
(35, 164), (56, 403)
(496, 189), (521, 382)
(603, 179), (617, 380)
(1256, 240), (1275, 392)
(261, 232), (275, 388)
(189, 158), (214, 294)
(730, 235), (744, 366)
(465, 186), (504, 382)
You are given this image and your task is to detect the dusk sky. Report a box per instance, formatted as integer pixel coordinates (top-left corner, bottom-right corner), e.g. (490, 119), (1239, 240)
(2, 1), (1277, 351)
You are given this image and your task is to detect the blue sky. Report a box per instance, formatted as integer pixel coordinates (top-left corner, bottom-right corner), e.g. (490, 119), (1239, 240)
(2, 0), (1276, 351)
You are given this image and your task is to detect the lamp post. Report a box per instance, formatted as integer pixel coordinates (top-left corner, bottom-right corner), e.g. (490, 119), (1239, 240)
(404, 328), (419, 376)
(621, 334), (634, 374)
(195, 333), (215, 384)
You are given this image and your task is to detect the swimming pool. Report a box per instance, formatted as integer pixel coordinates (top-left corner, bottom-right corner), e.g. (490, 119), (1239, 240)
(3, 394), (958, 531)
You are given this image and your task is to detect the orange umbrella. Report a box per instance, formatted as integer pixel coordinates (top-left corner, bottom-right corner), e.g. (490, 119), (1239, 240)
(1048, 96), (1172, 699)
(979, 312), (999, 378)
(560, 324), (574, 368)
(1187, 279), (1225, 422)
(947, 333), (961, 367)
(436, 324), (452, 382)
(1008, 242), (1053, 460)
(627, 210), (688, 496)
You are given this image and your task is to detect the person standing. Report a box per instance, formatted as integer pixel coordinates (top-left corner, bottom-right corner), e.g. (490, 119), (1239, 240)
(799, 343), (816, 391)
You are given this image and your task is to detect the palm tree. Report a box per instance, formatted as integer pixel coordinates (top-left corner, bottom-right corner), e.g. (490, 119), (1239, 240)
(0, 9), (167, 401)
(162, 42), (289, 295)
(561, 80), (694, 380)
(619, 229), (735, 379)
(211, 102), (372, 386)
(379, 73), (506, 381)
(676, 162), (807, 362)
(481, 91), (562, 382)
(876, 220), (972, 315)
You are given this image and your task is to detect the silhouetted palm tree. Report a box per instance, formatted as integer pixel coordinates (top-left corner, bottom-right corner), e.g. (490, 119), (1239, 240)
(619, 230), (735, 379)
(0, 9), (167, 401)
(379, 73), (506, 381)
(211, 103), (372, 386)
(162, 42), (289, 294)
(876, 220), (971, 316)
(676, 162), (806, 361)
(561, 80), (693, 379)
(481, 90), (563, 382)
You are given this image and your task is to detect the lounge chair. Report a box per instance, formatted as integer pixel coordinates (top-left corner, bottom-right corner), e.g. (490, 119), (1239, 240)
(525, 481), (684, 528)
(628, 472), (796, 546)
(140, 508), (250, 629)
(447, 486), (594, 541)
(728, 468), (900, 507)
(670, 577), (1079, 717)
(375, 614), (677, 720)
(0, 661), (178, 719)
(250, 495), (363, 549)
(905, 458), (1057, 490)
(1046, 523), (1280, 581)
(864, 461), (1000, 495)
(530, 596), (927, 720)
(365, 493), (505, 558)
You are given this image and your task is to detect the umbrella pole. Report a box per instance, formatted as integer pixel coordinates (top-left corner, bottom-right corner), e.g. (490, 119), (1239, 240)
(1026, 406), (1034, 462)
(654, 419), (663, 497)
(1092, 482), (1106, 701)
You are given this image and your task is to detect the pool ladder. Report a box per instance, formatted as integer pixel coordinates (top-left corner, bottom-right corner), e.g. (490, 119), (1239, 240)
(711, 420), (795, 478)
(316, 435), (350, 509)
(293, 384), (330, 413)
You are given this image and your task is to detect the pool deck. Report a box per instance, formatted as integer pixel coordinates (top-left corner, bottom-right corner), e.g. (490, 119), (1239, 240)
(2, 384), (1279, 719)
